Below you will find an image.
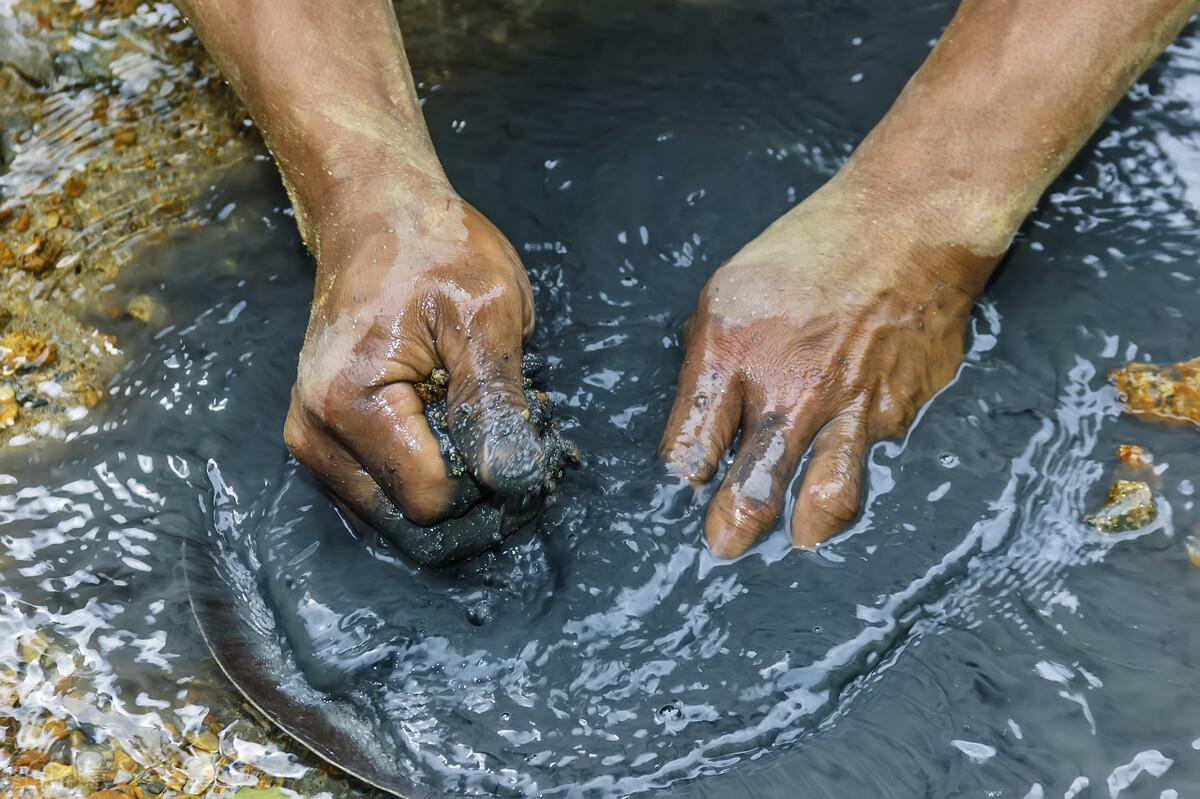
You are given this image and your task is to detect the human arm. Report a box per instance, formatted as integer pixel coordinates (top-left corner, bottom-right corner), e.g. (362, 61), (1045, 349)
(174, 0), (547, 527)
(660, 0), (1199, 557)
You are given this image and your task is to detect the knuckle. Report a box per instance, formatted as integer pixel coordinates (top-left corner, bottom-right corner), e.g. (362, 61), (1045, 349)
(724, 492), (780, 536)
(398, 499), (443, 527)
(283, 410), (316, 462)
(390, 475), (453, 525)
(804, 476), (860, 524)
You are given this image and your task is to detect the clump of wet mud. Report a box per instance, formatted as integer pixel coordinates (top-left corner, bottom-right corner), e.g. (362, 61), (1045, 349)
(390, 353), (579, 568)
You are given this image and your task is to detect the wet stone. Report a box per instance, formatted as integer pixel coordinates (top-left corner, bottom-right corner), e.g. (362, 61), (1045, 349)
(1085, 480), (1157, 533)
(0, 330), (57, 373)
(0, 12), (55, 86)
(1116, 443), (1152, 470)
(1110, 357), (1200, 427)
(0, 386), (18, 428)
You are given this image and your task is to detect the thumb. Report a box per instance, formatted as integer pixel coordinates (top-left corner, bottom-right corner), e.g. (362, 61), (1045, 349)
(441, 323), (547, 499)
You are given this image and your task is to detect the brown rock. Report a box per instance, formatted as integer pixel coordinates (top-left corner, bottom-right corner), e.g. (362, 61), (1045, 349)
(42, 719), (69, 741)
(10, 775), (42, 796)
(1116, 443), (1150, 468)
(1109, 357), (1200, 427)
(1, 329), (57, 372)
(189, 729), (219, 751)
(63, 173), (87, 198)
(0, 240), (14, 269)
(0, 386), (18, 428)
(13, 749), (50, 771)
(13, 209), (31, 233)
(112, 128), (137, 148)
(17, 235), (64, 275)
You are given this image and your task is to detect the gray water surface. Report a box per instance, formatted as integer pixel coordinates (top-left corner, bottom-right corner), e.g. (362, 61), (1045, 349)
(4, 1), (1200, 797)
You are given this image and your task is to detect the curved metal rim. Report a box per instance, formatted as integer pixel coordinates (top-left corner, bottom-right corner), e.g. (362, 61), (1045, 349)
(183, 540), (415, 798)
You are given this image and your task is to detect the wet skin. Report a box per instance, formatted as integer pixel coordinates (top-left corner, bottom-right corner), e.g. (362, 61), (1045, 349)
(281, 172), (544, 529)
(176, 0), (1197, 559)
(658, 176), (989, 555)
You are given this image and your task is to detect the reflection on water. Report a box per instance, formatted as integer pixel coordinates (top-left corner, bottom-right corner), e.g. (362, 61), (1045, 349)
(3, 1), (1200, 797)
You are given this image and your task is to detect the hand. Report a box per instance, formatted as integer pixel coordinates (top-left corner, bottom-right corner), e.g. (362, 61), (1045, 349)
(660, 177), (995, 558)
(283, 172), (543, 531)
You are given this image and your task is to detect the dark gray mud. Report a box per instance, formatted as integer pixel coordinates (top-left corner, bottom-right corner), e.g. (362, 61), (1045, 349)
(369, 356), (578, 568)
(4, 1), (1200, 797)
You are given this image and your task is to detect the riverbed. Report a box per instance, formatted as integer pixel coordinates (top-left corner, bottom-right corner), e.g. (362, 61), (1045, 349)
(3, 1), (1200, 798)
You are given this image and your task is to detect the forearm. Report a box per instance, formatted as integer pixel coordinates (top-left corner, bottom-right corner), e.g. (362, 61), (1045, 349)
(174, 0), (446, 245)
(842, 0), (1197, 276)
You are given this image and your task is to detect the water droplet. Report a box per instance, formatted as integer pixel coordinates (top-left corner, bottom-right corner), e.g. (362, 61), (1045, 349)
(656, 701), (683, 721)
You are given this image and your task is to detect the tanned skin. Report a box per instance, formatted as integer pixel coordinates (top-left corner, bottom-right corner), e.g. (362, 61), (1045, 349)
(175, 0), (1198, 558)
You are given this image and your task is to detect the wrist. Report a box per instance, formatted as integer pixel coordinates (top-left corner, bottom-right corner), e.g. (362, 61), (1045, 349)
(303, 163), (468, 286)
(290, 145), (458, 257)
(799, 162), (1004, 299)
(837, 140), (1028, 258)
(266, 101), (451, 248)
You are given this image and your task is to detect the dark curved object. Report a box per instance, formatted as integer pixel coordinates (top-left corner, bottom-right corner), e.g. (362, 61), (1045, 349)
(183, 540), (413, 798)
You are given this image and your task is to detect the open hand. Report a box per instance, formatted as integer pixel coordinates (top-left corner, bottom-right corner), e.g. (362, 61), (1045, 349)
(660, 178), (995, 557)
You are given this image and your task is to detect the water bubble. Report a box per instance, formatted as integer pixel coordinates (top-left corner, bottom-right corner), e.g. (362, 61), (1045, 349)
(656, 701), (683, 721)
(465, 601), (494, 627)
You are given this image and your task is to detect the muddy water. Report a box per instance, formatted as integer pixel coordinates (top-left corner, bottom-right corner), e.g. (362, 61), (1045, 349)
(5, 1), (1200, 797)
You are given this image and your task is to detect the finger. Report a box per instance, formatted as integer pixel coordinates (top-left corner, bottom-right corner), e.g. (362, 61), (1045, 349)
(704, 407), (822, 559)
(285, 402), (435, 533)
(791, 408), (868, 547)
(658, 334), (743, 483)
(326, 383), (461, 525)
(439, 313), (546, 499)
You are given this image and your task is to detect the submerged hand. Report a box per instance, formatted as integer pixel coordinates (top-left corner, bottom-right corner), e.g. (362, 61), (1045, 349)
(283, 173), (542, 530)
(660, 177), (996, 557)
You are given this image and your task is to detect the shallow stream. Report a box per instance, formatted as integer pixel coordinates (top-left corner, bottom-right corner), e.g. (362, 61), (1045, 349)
(4, 1), (1200, 797)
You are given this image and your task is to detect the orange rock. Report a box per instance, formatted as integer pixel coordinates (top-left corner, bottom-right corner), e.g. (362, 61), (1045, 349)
(75, 383), (103, 408)
(0, 241), (14, 270)
(0, 387), (22, 428)
(1116, 444), (1151, 469)
(112, 128), (138, 148)
(14, 209), (31, 233)
(17, 235), (64, 275)
(42, 718), (69, 741)
(63, 173), (87, 198)
(1, 330), (57, 372)
(1109, 357), (1200, 427)
(13, 749), (50, 770)
(10, 774), (42, 797)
